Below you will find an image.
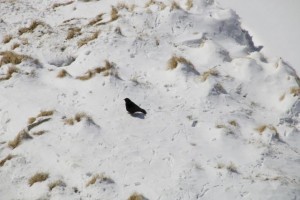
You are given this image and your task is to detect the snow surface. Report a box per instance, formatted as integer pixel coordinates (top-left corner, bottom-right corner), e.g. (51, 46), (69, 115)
(0, 0), (300, 199)
(216, 0), (300, 74)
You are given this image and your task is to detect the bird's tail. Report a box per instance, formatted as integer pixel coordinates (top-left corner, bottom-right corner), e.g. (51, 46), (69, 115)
(140, 109), (147, 115)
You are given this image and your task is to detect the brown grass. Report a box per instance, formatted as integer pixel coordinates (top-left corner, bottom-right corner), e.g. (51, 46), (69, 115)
(18, 21), (45, 35)
(128, 192), (146, 200)
(228, 120), (238, 127)
(66, 27), (81, 40)
(8, 130), (32, 149)
(86, 174), (99, 187)
(77, 31), (99, 47)
(76, 60), (114, 80)
(0, 51), (30, 67)
(88, 13), (104, 26)
(0, 65), (19, 81)
(37, 110), (54, 117)
(11, 43), (20, 50)
(57, 69), (70, 78)
(75, 112), (88, 122)
(28, 117), (36, 124)
(2, 35), (13, 44)
(64, 118), (75, 125)
(290, 87), (300, 96)
(0, 154), (15, 167)
(186, 0), (193, 10)
(52, 1), (74, 9)
(200, 68), (219, 82)
(32, 130), (47, 136)
(255, 125), (267, 134)
(167, 56), (194, 70)
(48, 180), (66, 191)
(76, 70), (95, 80)
(215, 124), (226, 129)
(171, 1), (181, 10)
(28, 172), (49, 186)
(86, 173), (114, 187)
(110, 7), (119, 21)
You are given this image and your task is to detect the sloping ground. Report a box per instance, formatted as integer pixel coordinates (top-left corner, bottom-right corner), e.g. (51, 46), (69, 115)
(0, 0), (299, 199)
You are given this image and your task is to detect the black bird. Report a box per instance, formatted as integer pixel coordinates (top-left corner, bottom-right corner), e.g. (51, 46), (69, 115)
(124, 98), (147, 115)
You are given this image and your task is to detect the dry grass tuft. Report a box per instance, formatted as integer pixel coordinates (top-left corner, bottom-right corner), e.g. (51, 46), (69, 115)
(171, 1), (181, 10)
(75, 112), (88, 122)
(290, 87), (300, 96)
(228, 120), (238, 127)
(18, 21), (45, 35)
(0, 154), (15, 167)
(77, 31), (99, 47)
(186, 0), (193, 10)
(167, 56), (194, 70)
(145, 0), (166, 10)
(57, 69), (70, 78)
(88, 13), (104, 26)
(255, 125), (267, 134)
(48, 180), (66, 191)
(128, 192), (146, 200)
(32, 130), (47, 136)
(2, 35), (13, 44)
(52, 1), (74, 9)
(28, 172), (49, 186)
(76, 60), (115, 80)
(215, 124), (226, 129)
(28, 117), (36, 124)
(200, 68), (219, 82)
(76, 70), (95, 80)
(37, 110), (54, 117)
(0, 65), (19, 81)
(66, 27), (81, 40)
(8, 130), (32, 149)
(86, 173), (114, 187)
(64, 118), (75, 125)
(11, 43), (20, 50)
(0, 51), (29, 67)
(110, 7), (119, 21)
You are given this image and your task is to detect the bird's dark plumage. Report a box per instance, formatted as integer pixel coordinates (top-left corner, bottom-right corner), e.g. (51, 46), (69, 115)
(124, 98), (147, 115)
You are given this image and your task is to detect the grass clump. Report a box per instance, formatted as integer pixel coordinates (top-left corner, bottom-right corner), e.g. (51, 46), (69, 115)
(64, 118), (75, 125)
(66, 27), (81, 40)
(228, 120), (238, 127)
(77, 31), (99, 47)
(88, 13), (104, 26)
(52, 1), (74, 9)
(171, 1), (181, 11)
(11, 43), (20, 50)
(86, 173), (114, 187)
(57, 69), (71, 78)
(200, 68), (219, 82)
(0, 51), (29, 67)
(32, 130), (47, 136)
(76, 60), (115, 80)
(37, 110), (54, 117)
(167, 56), (194, 70)
(128, 192), (147, 200)
(0, 154), (15, 167)
(186, 0), (193, 10)
(75, 112), (88, 122)
(8, 130), (32, 149)
(255, 125), (267, 134)
(28, 117), (36, 124)
(0, 66), (19, 81)
(2, 35), (13, 44)
(28, 172), (49, 186)
(18, 21), (45, 35)
(48, 180), (66, 191)
(110, 6), (119, 21)
(290, 87), (300, 96)
(76, 70), (95, 80)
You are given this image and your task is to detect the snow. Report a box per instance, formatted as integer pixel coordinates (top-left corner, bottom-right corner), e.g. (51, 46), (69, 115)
(0, 0), (300, 199)
(216, 0), (300, 74)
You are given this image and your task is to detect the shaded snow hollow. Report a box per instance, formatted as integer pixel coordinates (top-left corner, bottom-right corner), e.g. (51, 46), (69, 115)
(0, 0), (299, 199)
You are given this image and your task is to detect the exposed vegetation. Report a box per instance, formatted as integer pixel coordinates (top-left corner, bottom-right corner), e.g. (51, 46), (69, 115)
(88, 13), (104, 26)
(66, 27), (82, 40)
(57, 69), (71, 78)
(186, 0), (193, 10)
(28, 172), (49, 186)
(77, 31), (99, 47)
(52, 1), (74, 9)
(18, 21), (45, 35)
(167, 56), (195, 70)
(48, 180), (66, 191)
(0, 51), (30, 67)
(37, 110), (54, 117)
(0, 66), (19, 81)
(8, 130), (32, 149)
(200, 68), (219, 82)
(2, 35), (13, 44)
(0, 154), (15, 167)
(290, 86), (300, 96)
(128, 192), (147, 200)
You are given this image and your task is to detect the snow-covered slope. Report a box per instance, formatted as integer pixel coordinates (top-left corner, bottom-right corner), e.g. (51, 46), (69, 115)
(0, 0), (299, 199)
